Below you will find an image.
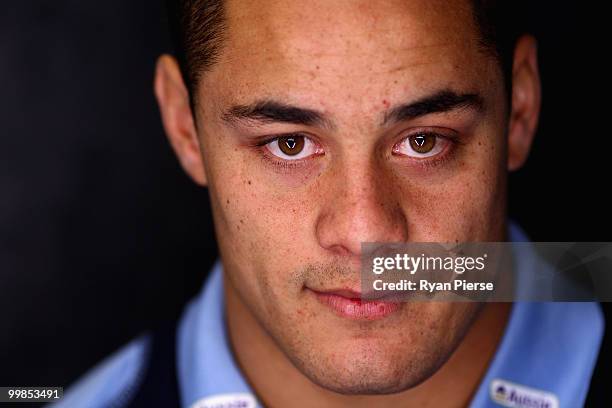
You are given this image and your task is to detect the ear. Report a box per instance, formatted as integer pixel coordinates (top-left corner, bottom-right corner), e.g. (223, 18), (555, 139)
(507, 35), (542, 171)
(154, 55), (207, 186)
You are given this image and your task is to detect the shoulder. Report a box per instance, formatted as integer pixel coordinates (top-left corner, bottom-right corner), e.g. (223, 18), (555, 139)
(586, 303), (611, 405)
(50, 334), (151, 408)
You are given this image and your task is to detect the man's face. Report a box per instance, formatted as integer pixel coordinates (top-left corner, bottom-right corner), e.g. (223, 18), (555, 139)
(190, 0), (508, 394)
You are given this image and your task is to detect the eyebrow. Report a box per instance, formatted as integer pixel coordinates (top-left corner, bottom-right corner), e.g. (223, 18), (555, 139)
(221, 100), (334, 129)
(382, 90), (484, 126)
(221, 89), (484, 129)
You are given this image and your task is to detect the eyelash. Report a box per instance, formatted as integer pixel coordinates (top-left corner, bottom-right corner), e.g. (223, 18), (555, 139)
(253, 133), (321, 170)
(251, 130), (461, 171)
(392, 130), (460, 169)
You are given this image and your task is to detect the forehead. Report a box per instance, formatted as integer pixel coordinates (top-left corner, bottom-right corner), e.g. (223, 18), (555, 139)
(225, 0), (477, 51)
(200, 0), (496, 116)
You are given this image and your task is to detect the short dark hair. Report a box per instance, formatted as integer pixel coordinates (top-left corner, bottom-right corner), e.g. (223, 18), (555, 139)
(165, 0), (225, 106)
(166, 0), (525, 106)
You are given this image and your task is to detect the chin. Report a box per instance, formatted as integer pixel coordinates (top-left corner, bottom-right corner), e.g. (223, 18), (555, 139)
(288, 337), (444, 396)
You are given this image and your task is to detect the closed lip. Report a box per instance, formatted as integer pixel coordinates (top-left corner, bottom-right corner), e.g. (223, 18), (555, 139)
(309, 286), (402, 301)
(308, 287), (401, 320)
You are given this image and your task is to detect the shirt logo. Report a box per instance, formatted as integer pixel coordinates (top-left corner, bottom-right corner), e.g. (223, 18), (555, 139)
(190, 393), (257, 408)
(490, 379), (559, 408)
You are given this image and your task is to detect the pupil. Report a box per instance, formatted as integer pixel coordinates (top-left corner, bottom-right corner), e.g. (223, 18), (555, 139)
(278, 135), (305, 156)
(409, 133), (435, 154)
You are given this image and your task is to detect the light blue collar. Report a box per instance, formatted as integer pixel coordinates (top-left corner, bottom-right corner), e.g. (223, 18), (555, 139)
(177, 263), (257, 407)
(177, 223), (604, 407)
(468, 224), (604, 407)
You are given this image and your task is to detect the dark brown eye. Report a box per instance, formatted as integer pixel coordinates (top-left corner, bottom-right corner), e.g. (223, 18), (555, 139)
(409, 133), (436, 154)
(278, 135), (305, 156)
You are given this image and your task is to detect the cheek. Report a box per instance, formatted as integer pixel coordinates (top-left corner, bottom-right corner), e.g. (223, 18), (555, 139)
(214, 181), (319, 250)
(206, 133), (324, 238)
(394, 136), (506, 241)
(206, 148), (325, 281)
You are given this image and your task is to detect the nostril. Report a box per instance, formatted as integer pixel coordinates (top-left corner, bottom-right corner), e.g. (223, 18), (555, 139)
(326, 243), (352, 257)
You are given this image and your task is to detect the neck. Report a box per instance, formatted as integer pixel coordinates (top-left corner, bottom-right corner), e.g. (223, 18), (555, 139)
(225, 275), (511, 408)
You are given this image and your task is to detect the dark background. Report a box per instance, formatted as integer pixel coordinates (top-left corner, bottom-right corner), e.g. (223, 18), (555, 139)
(1, 0), (610, 404)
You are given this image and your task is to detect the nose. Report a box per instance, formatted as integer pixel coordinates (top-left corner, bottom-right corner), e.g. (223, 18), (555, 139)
(315, 158), (409, 258)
